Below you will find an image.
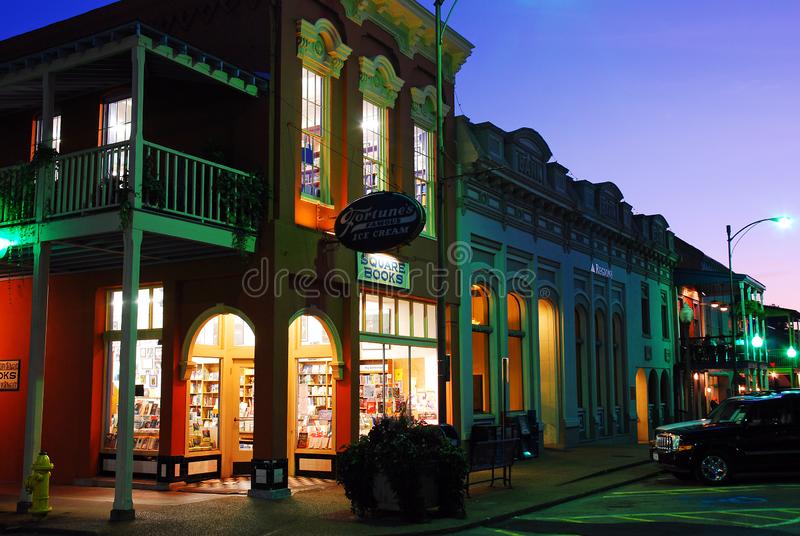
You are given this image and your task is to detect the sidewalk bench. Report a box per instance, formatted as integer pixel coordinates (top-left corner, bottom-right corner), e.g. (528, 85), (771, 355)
(465, 438), (519, 497)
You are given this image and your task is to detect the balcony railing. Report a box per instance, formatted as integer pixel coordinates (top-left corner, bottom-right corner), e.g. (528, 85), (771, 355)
(0, 141), (255, 231)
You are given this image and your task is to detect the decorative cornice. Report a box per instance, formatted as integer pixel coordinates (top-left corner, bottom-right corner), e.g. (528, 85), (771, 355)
(296, 18), (352, 79)
(340, 0), (473, 82)
(358, 55), (404, 108)
(410, 85), (449, 130)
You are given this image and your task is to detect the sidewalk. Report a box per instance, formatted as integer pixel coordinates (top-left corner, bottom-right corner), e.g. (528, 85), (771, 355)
(0, 444), (661, 536)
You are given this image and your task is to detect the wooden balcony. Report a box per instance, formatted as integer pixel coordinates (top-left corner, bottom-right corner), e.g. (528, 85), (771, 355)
(0, 140), (259, 275)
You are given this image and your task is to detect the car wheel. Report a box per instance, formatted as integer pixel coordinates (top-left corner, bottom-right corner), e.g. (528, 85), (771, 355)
(672, 472), (694, 481)
(696, 451), (731, 484)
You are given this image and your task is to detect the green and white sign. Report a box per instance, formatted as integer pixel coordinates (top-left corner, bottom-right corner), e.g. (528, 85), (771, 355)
(358, 252), (409, 290)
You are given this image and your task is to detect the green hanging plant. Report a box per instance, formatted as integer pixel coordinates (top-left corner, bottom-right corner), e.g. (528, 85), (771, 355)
(215, 169), (267, 254)
(141, 153), (165, 209)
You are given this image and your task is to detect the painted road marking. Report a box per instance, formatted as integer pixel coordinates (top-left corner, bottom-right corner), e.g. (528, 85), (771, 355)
(602, 483), (800, 498)
(529, 507), (800, 528)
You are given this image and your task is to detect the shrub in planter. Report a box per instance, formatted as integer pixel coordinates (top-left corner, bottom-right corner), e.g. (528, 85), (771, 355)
(336, 416), (468, 521)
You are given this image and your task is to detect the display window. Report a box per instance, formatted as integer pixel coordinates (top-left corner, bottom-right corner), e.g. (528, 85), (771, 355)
(188, 357), (220, 451)
(102, 286), (164, 454)
(289, 315), (336, 454)
(358, 291), (438, 434)
(507, 293), (526, 412)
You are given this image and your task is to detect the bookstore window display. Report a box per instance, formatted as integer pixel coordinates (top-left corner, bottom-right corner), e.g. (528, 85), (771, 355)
(103, 287), (164, 453)
(188, 357), (221, 451)
(358, 291), (438, 435)
(290, 315), (336, 452)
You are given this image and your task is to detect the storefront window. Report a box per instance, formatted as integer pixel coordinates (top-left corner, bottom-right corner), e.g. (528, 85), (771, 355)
(471, 285), (492, 414)
(359, 342), (438, 435)
(291, 315), (335, 453)
(359, 291), (438, 434)
(103, 286), (164, 454)
(233, 316), (255, 347)
(103, 339), (162, 452)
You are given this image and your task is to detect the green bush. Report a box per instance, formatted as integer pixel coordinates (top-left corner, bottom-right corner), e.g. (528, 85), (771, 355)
(336, 416), (468, 521)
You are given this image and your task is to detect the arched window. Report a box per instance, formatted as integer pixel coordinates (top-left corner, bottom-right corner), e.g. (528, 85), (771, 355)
(507, 293), (525, 412)
(612, 312), (626, 432)
(575, 304), (590, 437)
(471, 285), (492, 413)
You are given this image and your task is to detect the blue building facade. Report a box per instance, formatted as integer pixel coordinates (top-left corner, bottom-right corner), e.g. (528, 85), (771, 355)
(454, 117), (678, 448)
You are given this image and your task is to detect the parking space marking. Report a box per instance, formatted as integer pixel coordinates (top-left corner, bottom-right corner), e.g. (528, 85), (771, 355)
(756, 515), (800, 529)
(726, 510), (790, 522)
(532, 507), (800, 528)
(603, 483), (800, 498)
(661, 512), (752, 527)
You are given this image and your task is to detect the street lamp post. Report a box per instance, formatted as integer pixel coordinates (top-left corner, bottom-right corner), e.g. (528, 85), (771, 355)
(726, 216), (791, 393)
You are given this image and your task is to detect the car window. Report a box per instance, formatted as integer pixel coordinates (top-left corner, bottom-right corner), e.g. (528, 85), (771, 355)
(711, 401), (748, 424)
(747, 400), (791, 426)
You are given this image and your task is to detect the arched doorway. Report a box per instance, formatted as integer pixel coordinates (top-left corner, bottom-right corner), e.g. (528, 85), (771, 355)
(185, 310), (255, 478)
(288, 313), (339, 476)
(538, 296), (562, 448)
(635, 369), (648, 443)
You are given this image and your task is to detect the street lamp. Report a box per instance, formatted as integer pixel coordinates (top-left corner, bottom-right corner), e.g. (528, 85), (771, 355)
(726, 216), (792, 392)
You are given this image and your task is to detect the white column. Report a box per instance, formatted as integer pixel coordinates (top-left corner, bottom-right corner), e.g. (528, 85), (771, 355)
(17, 242), (51, 512)
(110, 227), (142, 521)
(17, 71), (55, 513)
(111, 45), (145, 521)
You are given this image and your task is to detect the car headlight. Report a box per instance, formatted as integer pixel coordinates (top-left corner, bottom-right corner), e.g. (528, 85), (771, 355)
(671, 434), (680, 450)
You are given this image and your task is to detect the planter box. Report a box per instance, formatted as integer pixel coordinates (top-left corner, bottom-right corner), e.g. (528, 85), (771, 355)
(373, 471), (439, 511)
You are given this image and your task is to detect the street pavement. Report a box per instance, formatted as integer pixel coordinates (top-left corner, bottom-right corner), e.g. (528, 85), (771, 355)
(457, 473), (800, 535)
(0, 443), (659, 535)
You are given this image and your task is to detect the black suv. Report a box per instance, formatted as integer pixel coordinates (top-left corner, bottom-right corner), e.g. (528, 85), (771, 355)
(651, 391), (800, 483)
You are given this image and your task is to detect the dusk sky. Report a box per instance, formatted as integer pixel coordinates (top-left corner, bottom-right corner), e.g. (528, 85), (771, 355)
(3, 1), (798, 307)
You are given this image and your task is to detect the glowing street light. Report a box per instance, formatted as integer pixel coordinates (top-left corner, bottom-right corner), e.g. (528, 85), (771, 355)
(0, 237), (13, 259)
(788, 346), (798, 359)
(751, 334), (764, 349)
(727, 215), (793, 391)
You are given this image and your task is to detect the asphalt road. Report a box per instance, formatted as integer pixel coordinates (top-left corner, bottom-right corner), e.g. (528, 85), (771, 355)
(456, 472), (800, 535)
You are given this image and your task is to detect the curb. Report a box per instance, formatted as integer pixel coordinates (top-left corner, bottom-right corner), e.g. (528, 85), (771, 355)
(1, 525), (97, 535)
(382, 468), (665, 536)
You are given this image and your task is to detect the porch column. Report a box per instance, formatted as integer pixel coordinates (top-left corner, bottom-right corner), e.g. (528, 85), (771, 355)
(110, 227), (142, 521)
(17, 70), (55, 513)
(111, 44), (145, 521)
(17, 242), (51, 512)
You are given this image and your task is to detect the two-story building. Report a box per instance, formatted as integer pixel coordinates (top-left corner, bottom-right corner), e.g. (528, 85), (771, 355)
(454, 117), (678, 449)
(0, 0), (472, 519)
(673, 237), (769, 419)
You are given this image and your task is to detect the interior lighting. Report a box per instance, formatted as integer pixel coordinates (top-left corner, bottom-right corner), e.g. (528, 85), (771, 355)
(719, 306), (729, 312)
(0, 237), (11, 259)
(710, 302), (720, 309)
(693, 372), (699, 381)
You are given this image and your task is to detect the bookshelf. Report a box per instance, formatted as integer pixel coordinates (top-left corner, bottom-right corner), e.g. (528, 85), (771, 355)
(188, 359), (220, 451)
(295, 358), (333, 450)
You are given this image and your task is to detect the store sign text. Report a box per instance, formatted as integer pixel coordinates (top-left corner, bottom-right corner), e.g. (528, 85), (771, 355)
(335, 192), (426, 252)
(358, 253), (410, 290)
(0, 360), (20, 391)
(590, 263), (613, 279)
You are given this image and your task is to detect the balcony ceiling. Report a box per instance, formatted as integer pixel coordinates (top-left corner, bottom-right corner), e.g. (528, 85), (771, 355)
(0, 231), (241, 278)
(0, 51), (246, 117)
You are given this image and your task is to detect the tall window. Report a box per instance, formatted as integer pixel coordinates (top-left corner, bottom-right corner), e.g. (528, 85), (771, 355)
(103, 286), (164, 454)
(101, 97), (132, 145)
(507, 294), (525, 412)
(471, 285), (492, 414)
(641, 282), (651, 336)
(32, 115), (62, 156)
(595, 309), (609, 436)
(413, 125), (434, 236)
(300, 67), (327, 200)
(660, 291), (670, 339)
(362, 100), (387, 193)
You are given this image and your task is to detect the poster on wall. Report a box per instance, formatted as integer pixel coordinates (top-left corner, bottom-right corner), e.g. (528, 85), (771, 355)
(0, 360), (20, 391)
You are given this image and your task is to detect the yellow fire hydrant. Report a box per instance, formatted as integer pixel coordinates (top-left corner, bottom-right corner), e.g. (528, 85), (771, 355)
(24, 452), (53, 516)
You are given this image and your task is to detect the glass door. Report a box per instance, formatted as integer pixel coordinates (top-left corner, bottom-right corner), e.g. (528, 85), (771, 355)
(225, 361), (254, 475)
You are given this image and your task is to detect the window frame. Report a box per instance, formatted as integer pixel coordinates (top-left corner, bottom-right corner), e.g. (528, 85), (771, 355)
(471, 284), (493, 415)
(299, 66), (332, 205)
(362, 98), (388, 194)
(641, 282), (651, 337)
(413, 124), (435, 238)
(100, 95), (133, 147)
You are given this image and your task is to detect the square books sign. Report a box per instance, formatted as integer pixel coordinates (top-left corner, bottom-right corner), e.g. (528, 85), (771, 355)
(0, 360), (20, 391)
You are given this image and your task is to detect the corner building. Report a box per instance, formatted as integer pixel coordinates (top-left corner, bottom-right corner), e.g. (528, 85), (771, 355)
(0, 0), (472, 510)
(455, 117), (678, 448)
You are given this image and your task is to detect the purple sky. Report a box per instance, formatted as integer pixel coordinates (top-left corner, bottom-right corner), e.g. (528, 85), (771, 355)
(3, 1), (799, 308)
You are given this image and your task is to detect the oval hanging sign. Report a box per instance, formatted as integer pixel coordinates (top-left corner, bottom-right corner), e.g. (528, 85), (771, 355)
(334, 192), (426, 252)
